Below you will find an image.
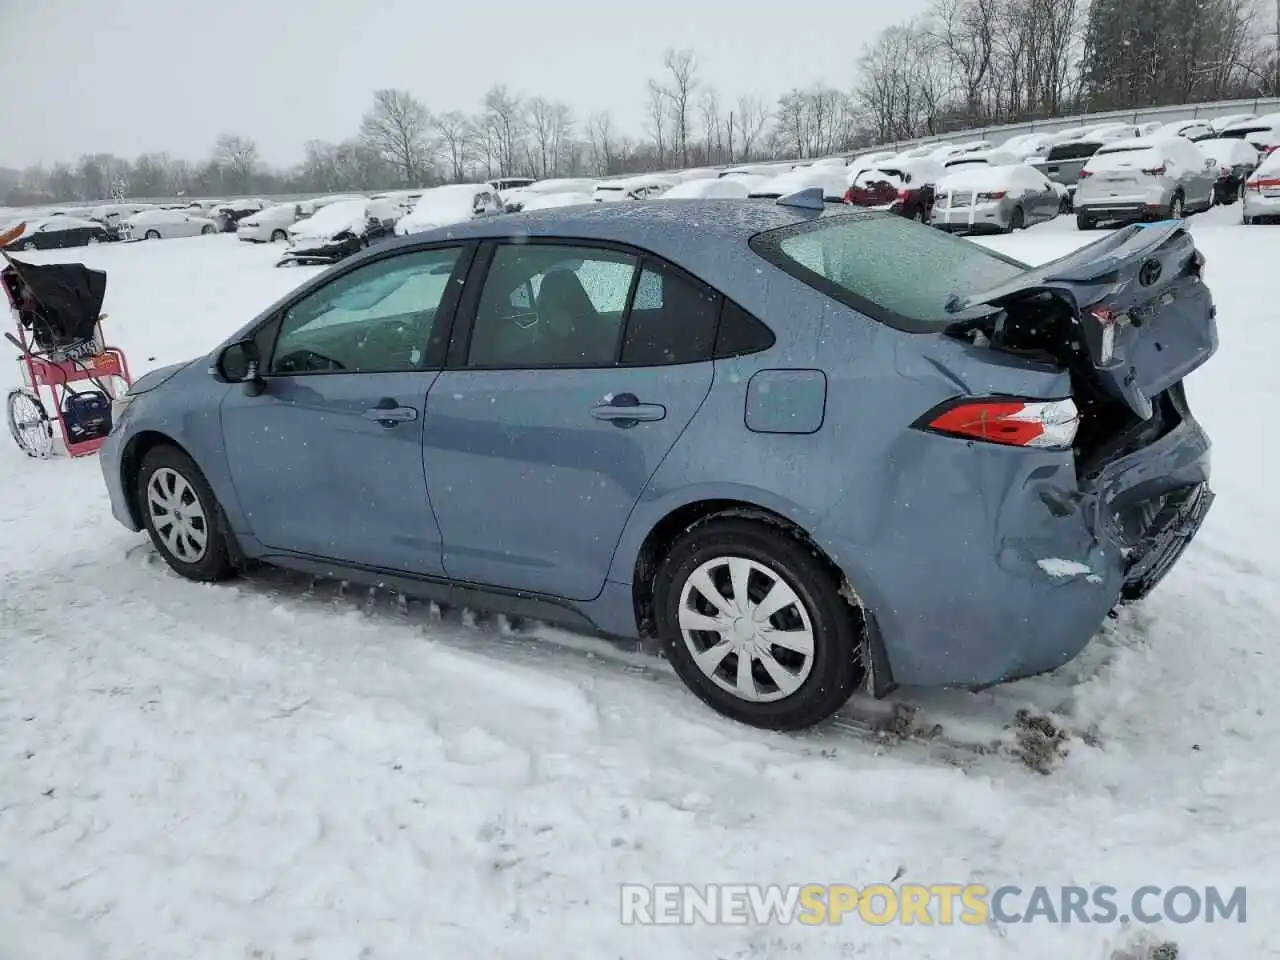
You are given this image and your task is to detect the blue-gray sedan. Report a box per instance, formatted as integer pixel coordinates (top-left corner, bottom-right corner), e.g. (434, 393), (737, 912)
(100, 197), (1217, 729)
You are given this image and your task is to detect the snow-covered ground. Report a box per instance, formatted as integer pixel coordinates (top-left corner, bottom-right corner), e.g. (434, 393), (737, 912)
(1, 210), (1276, 959)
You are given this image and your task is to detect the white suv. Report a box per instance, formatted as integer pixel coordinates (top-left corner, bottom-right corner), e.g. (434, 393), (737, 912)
(1074, 136), (1217, 229)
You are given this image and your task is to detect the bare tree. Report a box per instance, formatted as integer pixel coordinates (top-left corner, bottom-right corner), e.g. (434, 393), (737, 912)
(699, 87), (722, 164)
(213, 134), (259, 191)
(434, 111), (474, 182)
(359, 89), (433, 185)
(736, 94), (770, 160)
(587, 111), (617, 175)
(645, 80), (669, 167)
(661, 48), (699, 167)
(483, 85), (525, 176)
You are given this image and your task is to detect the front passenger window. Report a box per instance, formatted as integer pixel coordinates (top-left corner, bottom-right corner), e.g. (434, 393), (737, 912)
(269, 247), (462, 375)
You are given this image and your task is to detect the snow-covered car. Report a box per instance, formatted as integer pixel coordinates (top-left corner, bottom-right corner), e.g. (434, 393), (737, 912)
(591, 175), (676, 202)
(369, 190), (423, 223)
(517, 191), (596, 211)
(489, 177), (536, 193)
(296, 194), (365, 218)
(501, 178), (600, 211)
(123, 208), (219, 240)
(394, 184), (503, 237)
(942, 149), (1021, 170)
(931, 163), (1063, 233)
(672, 167), (722, 182)
(210, 198), (267, 233)
(996, 133), (1057, 161)
(1156, 119), (1217, 142)
(747, 168), (848, 203)
(279, 198), (391, 266)
(2, 216), (115, 251)
(1075, 135), (1217, 229)
(849, 149), (900, 166)
(1212, 112), (1257, 132)
(236, 203), (302, 243)
(88, 202), (155, 231)
(717, 162), (790, 179)
(1195, 137), (1260, 204)
(1242, 150), (1280, 224)
(1217, 113), (1280, 160)
(660, 177), (759, 199)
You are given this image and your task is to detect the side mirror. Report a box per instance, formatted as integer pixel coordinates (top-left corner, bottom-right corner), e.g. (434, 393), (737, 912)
(213, 338), (265, 395)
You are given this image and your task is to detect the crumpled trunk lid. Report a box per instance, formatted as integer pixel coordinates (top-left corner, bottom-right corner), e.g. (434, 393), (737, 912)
(947, 221), (1218, 419)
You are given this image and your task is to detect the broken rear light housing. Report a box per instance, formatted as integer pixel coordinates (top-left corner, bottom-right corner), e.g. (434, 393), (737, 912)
(914, 397), (1081, 449)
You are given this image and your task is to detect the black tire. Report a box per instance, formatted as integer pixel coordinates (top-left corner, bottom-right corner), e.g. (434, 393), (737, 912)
(136, 445), (235, 582)
(1244, 215), (1256, 225)
(1169, 192), (1185, 219)
(1076, 212), (1097, 231)
(1058, 194), (1072, 214)
(201, 225), (214, 235)
(6, 388), (54, 458)
(1005, 205), (1025, 233)
(270, 229), (287, 243)
(144, 229), (161, 240)
(653, 516), (864, 730)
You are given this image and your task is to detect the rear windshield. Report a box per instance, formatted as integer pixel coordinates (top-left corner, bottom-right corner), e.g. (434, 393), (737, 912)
(1218, 126), (1269, 139)
(1095, 145), (1153, 156)
(1046, 141), (1102, 161)
(749, 213), (1027, 333)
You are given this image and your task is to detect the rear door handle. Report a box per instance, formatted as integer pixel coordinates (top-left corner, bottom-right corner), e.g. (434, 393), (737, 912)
(363, 400), (418, 426)
(591, 392), (666, 426)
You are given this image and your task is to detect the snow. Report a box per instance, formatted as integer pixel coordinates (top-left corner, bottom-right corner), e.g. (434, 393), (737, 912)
(396, 184), (488, 235)
(660, 178), (754, 199)
(2, 206), (1279, 958)
(1036, 558), (1095, 578)
(518, 191), (596, 211)
(1195, 138), (1260, 169)
(289, 198), (369, 240)
(936, 163), (1037, 193)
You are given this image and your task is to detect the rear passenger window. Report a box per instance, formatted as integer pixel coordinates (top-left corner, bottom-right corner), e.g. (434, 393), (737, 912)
(620, 261), (720, 366)
(714, 300), (775, 358)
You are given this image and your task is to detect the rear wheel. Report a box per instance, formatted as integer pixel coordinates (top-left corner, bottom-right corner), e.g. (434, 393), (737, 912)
(270, 229), (287, 243)
(87, 236), (100, 245)
(1005, 205), (1025, 233)
(1058, 194), (1072, 214)
(1076, 212), (1097, 231)
(1169, 192), (1185, 219)
(144, 229), (161, 240)
(201, 225), (214, 235)
(653, 517), (864, 730)
(6, 389), (54, 458)
(136, 445), (235, 582)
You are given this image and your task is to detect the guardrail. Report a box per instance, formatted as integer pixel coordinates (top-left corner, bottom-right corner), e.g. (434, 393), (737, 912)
(868, 96), (1280, 152)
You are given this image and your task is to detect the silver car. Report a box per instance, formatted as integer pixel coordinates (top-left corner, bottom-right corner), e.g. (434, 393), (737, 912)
(931, 163), (1064, 233)
(1075, 136), (1217, 229)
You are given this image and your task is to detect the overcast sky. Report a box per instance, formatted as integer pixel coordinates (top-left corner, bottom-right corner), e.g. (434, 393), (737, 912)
(0, 0), (926, 170)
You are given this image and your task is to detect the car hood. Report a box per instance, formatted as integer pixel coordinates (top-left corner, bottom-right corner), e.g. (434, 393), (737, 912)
(126, 357), (201, 396)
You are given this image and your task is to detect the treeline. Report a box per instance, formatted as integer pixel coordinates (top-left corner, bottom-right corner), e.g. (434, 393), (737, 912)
(5, 6), (1278, 206)
(858, 0), (1275, 140)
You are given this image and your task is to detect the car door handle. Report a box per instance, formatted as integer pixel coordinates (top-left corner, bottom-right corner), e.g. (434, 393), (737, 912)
(362, 401), (418, 426)
(591, 393), (666, 426)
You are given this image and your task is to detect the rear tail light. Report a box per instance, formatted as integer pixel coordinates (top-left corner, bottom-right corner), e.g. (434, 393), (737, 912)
(1078, 169), (1093, 179)
(897, 189), (910, 203)
(1141, 164), (1167, 176)
(1262, 145), (1279, 158)
(976, 191), (1007, 201)
(915, 397), (1080, 449)
(1250, 177), (1280, 191)
(842, 188), (854, 205)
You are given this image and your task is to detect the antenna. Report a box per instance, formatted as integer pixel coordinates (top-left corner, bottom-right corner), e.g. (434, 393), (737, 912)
(775, 187), (826, 212)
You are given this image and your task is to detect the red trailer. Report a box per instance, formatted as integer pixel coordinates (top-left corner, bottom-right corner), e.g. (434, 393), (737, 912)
(2, 224), (133, 459)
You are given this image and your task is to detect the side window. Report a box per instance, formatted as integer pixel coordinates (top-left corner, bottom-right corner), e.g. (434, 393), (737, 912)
(467, 244), (638, 369)
(620, 260), (720, 366)
(269, 247), (462, 375)
(714, 299), (775, 359)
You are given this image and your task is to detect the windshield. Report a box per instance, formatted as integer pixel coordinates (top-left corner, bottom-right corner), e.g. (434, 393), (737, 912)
(1045, 141), (1102, 161)
(749, 214), (1027, 333)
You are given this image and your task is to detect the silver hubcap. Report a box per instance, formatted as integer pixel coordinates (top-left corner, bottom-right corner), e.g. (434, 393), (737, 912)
(146, 467), (208, 563)
(678, 556), (815, 703)
(1172, 198), (1183, 217)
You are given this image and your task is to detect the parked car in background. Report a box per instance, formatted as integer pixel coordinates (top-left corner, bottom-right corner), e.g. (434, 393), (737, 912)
(369, 190), (423, 221)
(123, 208), (220, 240)
(279, 198), (391, 265)
(843, 161), (941, 221)
(1195, 137), (1259, 204)
(101, 202), (1218, 731)
(518, 191), (596, 211)
(210, 198), (267, 233)
(1157, 119), (1217, 142)
(1075, 135), (1216, 229)
(394, 183), (503, 236)
(942, 149), (1020, 170)
(996, 132), (1057, 161)
(1242, 150), (1280, 223)
(297, 194), (364, 218)
(489, 177), (536, 193)
(661, 177), (759, 199)
(592, 175), (676, 202)
(931, 163), (1062, 233)
(89, 202), (155, 231)
(748, 168), (849, 203)
(673, 168), (722, 182)
(1213, 112), (1257, 132)
(1216, 113), (1280, 159)
(237, 203), (301, 243)
(717, 163), (789, 179)
(3, 216), (115, 251)
(502, 178), (600, 211)
(1029, 137), (1107, 197)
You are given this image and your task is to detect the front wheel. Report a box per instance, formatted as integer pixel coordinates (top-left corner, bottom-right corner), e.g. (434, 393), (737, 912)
(1005, 205), (1025, 233)
(6, 389), (54, 458)
(136, 445), (235, 582)
(144, 230), (161, 240)
(1076, 212), (1097, 231)
(270, 229), (287, 243)
(201, 225), (214, 235)
(1169, 193), (1185, 219)
(653, 517), (864, 730)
